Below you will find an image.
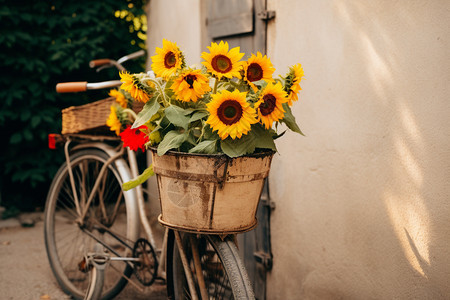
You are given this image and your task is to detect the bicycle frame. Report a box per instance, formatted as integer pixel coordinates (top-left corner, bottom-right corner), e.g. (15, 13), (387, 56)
(62, 135), (167, 277)
(63, 137), (140, 244)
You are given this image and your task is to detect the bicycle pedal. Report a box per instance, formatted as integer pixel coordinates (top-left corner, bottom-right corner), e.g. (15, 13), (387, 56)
(78, 257), (92, 273)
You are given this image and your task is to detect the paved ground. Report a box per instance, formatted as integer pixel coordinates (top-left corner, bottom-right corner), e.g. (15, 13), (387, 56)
(0, 212), (167, 300)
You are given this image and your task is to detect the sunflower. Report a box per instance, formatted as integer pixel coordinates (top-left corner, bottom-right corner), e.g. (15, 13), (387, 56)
(201, 41), (244, 80)
(243, 52), (275, 91)
(109, 89), (128, 108)
(171, 69), (211, 102)
(119, 72), (152, 103)
(255, 81), (288, 129)
(106, 106), (122, 135)
(284, 63), (304, 106)
(206, 90), (257, 140)
(151, 39), (185, 79)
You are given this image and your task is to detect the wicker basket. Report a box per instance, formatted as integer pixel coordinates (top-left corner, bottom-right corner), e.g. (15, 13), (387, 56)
(61, 97), (145, 135)
(61, 97), (114, 134)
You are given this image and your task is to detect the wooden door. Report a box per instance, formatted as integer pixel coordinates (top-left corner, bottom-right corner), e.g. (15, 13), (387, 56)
(202, 1), (276, 298)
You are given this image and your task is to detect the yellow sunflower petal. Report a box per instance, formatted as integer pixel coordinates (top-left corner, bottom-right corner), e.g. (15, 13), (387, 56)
(106, 106), (122, 135)
(206, 89), (257, 140)
(286, 63), (304, 106)
(244, 52), (275, 92)
(171, 69), (211, 102)
(151, 39), (184, 80)
(255, 81), (288, 129)
(119, 72), (151, 103)
(109, 89), (128, 108)
(201, 41), (245, 80)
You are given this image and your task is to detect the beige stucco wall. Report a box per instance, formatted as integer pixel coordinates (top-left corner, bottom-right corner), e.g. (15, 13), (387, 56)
(144, 0), (450, 298)
(145, 0), (202, 69)
(266, 0), (450, 299)
(144, 0), (203, 214)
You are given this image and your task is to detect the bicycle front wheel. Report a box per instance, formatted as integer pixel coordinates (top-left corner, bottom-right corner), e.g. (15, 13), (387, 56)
(166, 230), (255, 299)
(44, 149), (138, 300)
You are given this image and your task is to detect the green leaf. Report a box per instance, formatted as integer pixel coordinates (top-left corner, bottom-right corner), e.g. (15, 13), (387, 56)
(132, 97), (161, 129)
(189, 110), (209, 123)
(186, 130), (198, 146)
(273, 130), (286, 140)
(122, 164), (154, 191)
(50, 51), (64, 61)
(23, 129), (33, 141)
(203, 123), (219, 140)
(31, 116), (41, 128)
(31, 173), (45, 182)
(157, 130), (188, 156)
(252, 124), (277, 151)
(220, 133), (256, 158)
(20, 110), (31, 121)
(10, 132), (22, 144)
(281, 103), (305, 135)
(189, 140), (217, 154)
(251, 80), (268, 90)
(165, 105), (190, 130)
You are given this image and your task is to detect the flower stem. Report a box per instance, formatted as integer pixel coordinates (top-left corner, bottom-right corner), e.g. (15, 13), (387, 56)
(146, 77), (169, 107)
(123, 108), (138, 120)
(213, 77), (219, 94)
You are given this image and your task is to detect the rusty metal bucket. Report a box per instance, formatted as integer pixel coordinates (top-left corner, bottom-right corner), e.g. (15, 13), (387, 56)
(150, 149), (274, 234)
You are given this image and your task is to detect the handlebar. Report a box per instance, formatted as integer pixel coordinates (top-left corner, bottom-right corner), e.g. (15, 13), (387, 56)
(56, 80), (121, 93)
(89, 59), (112, 68)
(57, 50), (145, 93)
(117, 50), (145, 64)
(88, 50), (145, 72)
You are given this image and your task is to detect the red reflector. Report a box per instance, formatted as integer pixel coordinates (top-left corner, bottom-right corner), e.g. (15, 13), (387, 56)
(48, 134), (57, 149)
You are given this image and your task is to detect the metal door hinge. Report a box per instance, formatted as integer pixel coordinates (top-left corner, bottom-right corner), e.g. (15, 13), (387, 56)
(254, 251), (273, 270)
(257, 10), (276, 21)
(260, 194), (276, 210)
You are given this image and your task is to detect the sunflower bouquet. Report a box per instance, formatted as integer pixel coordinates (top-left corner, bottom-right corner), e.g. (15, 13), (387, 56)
(107, 39), (304, 159)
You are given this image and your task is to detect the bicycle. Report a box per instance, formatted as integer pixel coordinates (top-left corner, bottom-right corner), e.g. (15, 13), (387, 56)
(44, 50), (256, 300)
(45, 50), (163, 299)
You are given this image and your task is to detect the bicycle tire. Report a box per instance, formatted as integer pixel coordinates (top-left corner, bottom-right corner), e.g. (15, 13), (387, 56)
(166, 230), (255, 299)
(44, 149), (138, 300)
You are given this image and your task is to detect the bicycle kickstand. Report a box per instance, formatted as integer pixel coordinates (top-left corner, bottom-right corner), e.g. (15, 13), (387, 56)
(84, 243), (110, 300)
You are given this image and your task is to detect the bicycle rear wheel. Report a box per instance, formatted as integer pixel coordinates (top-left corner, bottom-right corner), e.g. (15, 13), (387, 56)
(166, 230), (255, 299)
(44, 149), (138, 300)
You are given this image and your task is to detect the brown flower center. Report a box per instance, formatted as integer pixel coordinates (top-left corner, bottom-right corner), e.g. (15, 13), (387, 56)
(211, 55), (232, 73)
(259, 94), (276, 116)
(164, 51), (177, 68)
(217, 100), (243, 125)
(246, 63), (263, 82)
(184, 74), (197, 88)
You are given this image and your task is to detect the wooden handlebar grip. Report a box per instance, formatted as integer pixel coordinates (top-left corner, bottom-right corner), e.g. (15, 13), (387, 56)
(56, 82), (88, 93)
(89, 59), (111, 68)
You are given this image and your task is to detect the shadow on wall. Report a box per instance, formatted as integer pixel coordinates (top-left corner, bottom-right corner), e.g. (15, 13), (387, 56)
(333, 1), (449, 298)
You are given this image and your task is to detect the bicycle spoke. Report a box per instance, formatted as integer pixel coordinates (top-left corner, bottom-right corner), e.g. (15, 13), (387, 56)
(108, 189), (123, 226)
(45, 150), (135, 299)
(169, 233), (252, 300)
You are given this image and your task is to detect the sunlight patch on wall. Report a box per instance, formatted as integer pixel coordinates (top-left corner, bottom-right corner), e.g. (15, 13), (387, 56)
(399, 102), (424, 146)
(334, 1), (394, 104)
(394, 139), (423, 186)
(384, 191), (430, 277)
(360, 33), (393, 104)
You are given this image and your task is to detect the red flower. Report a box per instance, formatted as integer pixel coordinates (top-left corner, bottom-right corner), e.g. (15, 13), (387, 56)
(120, 125), (149, 152)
